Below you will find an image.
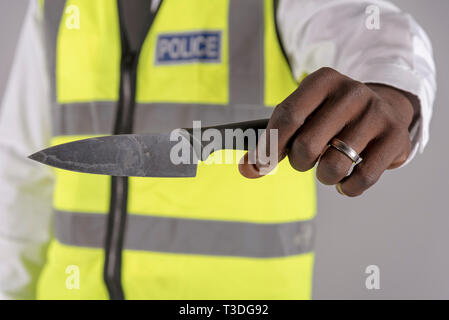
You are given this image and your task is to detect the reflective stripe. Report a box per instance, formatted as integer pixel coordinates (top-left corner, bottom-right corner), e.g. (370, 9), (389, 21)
(134, 103), (273, 133)
(53, 102), (274, 136)
(228, 0), (264, 107)
(53, 102), (117, 136)
(54, 210), (315, 258)
(43, 0), (66, 105)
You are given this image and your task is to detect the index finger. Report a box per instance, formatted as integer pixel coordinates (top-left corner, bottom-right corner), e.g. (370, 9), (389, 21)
(239, 67), (340, 178)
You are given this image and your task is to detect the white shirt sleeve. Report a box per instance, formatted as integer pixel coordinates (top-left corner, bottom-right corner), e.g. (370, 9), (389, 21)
(277, 0), (437, 163)
(0, 1), (54, 299)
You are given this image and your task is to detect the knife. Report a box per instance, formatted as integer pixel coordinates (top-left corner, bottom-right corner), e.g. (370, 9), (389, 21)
(28, 119), (270, 177)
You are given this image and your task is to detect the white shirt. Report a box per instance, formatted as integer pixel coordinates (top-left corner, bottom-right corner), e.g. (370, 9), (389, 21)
(0, 0), (436, 299)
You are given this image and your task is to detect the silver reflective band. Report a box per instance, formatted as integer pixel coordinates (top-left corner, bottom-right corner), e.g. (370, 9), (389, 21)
(43, 0), (66, 105)
(53, 210), (315, 258)
(228, 0), (264, 107)
(52, 102), (274, 136)
(330, 138), (363, 165)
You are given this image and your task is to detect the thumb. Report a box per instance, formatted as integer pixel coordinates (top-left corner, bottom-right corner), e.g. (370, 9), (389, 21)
(238, 129), (281, 178)
(238, 152), (262, 178)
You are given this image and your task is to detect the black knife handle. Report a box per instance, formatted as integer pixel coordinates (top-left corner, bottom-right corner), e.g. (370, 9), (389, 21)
(183, 118), (270, 160)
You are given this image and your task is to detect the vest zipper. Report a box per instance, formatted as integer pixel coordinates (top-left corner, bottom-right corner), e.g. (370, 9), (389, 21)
(104, 0), (163, 300)
(104, 54), (135, 300)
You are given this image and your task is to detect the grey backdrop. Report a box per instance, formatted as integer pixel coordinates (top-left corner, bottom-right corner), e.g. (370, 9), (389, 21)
(0, 0), (448, 299)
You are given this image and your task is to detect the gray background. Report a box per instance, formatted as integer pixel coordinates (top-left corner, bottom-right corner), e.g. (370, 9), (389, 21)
(0, 0), (448, 299)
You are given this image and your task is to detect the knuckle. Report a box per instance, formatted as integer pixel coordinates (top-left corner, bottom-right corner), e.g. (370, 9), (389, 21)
(369, 100), (409, 133)
(273, 101), (304, 127)
(366, 99), (386, 117)
(292, 136), (320, 163)
(343, 80), (367, 98)
(365, 100), (393, 129)
(314, 67), (340, 81)
(385, 123), (407, 140)
(317, 66), (335, 76)
(377, 106), (407, 135)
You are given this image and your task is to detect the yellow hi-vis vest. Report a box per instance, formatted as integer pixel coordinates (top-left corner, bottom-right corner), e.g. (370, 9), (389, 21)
(37, 0), (316, 300)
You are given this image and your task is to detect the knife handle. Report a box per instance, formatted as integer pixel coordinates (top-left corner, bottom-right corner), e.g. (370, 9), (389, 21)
(184, 118), (270, 161)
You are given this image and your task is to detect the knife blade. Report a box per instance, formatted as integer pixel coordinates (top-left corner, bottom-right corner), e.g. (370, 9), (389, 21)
(28, 119), (270, 177)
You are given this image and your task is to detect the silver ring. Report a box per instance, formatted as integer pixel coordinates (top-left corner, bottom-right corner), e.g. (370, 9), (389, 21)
(329, 138), (362, 165)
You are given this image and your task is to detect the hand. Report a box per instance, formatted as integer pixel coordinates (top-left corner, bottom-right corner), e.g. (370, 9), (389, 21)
(239, 67), (416, 197)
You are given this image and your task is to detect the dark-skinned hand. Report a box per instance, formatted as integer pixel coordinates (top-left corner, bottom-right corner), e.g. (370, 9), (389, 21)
(239, 67), (416, 197)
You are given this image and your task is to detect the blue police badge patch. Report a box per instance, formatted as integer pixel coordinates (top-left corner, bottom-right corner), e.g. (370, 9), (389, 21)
(155, 31), (222, 64)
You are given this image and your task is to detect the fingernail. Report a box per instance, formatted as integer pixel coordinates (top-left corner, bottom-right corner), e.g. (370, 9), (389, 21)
(246, 149), (260, 168)
(336, 183), (346, 196)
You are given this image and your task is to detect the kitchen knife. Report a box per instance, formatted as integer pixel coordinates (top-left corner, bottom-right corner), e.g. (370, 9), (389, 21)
(28, 119), (270, 177)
